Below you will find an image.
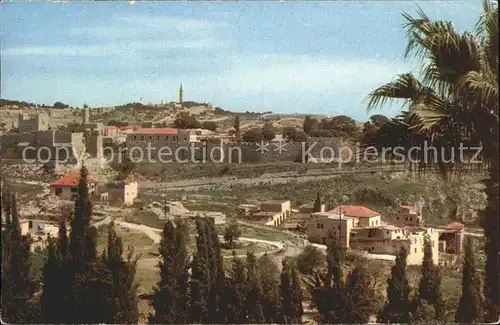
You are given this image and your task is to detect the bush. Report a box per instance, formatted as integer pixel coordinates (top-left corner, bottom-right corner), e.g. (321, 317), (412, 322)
(242, 128), (263, 142)
(202, 121), (218, 131)
(296, 245), (325, 274)
(174, 112), (201, 129)
(223, 219), (242, 248)
(42, 161), (56, 174)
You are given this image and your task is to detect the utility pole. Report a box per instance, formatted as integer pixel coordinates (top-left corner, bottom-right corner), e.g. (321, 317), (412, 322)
(163, 184), (168, 219)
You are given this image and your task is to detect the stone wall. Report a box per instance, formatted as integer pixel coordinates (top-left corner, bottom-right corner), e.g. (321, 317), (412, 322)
(120, 137), (341, 164)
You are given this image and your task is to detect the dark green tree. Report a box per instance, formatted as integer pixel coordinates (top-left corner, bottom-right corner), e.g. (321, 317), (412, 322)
(379, 247), (412, 323)
(149, 220), (190, 324)
(104, 222), (139, 324)
(258, 254), (280, 323)
(245, 253), (265, 324)
(455, 237), (484, 323)
(1, 194), (38, 323)
(224, 219), (242, 248)
(307, 233), (347, 323)
(303, 115), (318, 135)
(223, 253), (247, 324)
(278, 258), (303, 324)
(416, 237), (443, 320)
(344, 264), (377, 323)
(296, 245), (325, 275)
(313, 192), (322, 213)
(234, 115), (241, 141)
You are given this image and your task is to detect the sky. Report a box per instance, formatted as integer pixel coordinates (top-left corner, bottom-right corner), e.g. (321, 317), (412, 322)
(0, 1), (484, 120)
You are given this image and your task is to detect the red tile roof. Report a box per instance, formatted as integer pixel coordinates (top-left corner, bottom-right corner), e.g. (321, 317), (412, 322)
(133, 128), (179, 135)
(119, 125), (137, 130)
(50, 171), (97, 187)
(444, 222), (465, 231)
(327, 205), (380, 218)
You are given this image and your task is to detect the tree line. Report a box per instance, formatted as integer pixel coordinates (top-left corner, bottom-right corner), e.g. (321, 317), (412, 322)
(1, 166), (487, 324)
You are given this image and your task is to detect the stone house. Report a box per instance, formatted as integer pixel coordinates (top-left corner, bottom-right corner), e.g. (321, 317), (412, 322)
(105, 181), (138, 205)
(248, 200), (291, 227)
(306, 212), (353, 247)
(327, 205), (382, 227)
(393, 204), (423, 227)
(50, 171), (98, 200)
(438, 222), (465, 254)
(18, 112), (49, 133)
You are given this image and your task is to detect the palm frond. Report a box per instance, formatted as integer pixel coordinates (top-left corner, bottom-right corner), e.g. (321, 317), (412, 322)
(365, 73), (424, 112)
(456, 71), (499, 116)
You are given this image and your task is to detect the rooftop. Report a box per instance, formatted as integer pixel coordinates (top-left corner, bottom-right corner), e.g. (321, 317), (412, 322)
(50, 171), (97, 187)
(327, 205), (380, 218)
(262, 199), (290, 205)
(132, 128), (179, 135)
(444, 222), (465, 232)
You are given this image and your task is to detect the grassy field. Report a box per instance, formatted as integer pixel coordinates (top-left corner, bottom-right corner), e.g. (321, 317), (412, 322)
(135, 161), (335, 181)
(96, 225), (158, 257)
(215, 223), (289, 242)
(123, 210), (165, 229)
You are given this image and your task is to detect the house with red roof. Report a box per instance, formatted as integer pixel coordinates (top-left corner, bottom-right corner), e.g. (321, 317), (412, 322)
(50, 171), (98, 200)
(439, 222), (465, 254)
(307, 205), (382, 247)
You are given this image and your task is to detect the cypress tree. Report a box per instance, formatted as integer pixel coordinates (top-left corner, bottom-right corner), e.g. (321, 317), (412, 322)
(39, 237), (64, 323)
(223, 253), (247, 324)
(1, 193), (38, 323)
(245, 252), (266, 324)
(149, 219), (189, 324)
(104, 222), (139, 324)
(379, 247), (412, 323)
(205, 218), (225, 324)
(69, 165), (94, 273)
(258, 254), (280, 323)
(278, 258), (304, 324)
(188, 254), (206, 324)
(188, 218), (212, 323)
(344, 264), (376, 323)
(307, 232), (346, 323)
(313, 192), (322, 213)
(455, 237), (484, 323)
(416, 236), (443, 320)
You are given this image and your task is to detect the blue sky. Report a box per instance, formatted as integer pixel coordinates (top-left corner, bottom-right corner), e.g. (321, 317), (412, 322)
(1, 1), (483, 120)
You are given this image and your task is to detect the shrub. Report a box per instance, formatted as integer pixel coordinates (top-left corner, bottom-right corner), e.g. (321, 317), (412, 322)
(296, 245), (325, 274)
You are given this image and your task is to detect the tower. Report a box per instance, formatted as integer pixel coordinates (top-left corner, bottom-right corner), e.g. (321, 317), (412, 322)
(178, 83), (183, 104)
(82, 104), (89, 125)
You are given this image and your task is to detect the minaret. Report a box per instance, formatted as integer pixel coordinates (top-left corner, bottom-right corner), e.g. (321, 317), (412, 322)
(82, 104), (89, 125)
(179, 83), (183, 104)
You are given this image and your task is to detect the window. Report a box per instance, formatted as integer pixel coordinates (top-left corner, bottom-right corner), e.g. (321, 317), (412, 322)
(414, 248), (417, 253)
(149, 136), (152, 140)
(405, 217), (408, 221)
(397, 216), (400, 220)
(333, 231), (336, 235)
(317, 223), (321, 229)
(337, 225), (341, 230)
(29, 221), (33, 228)
(157, 136), (160, 140)
(71, 187), (77, 193)
(410, 217), (413, 221)
(141, 136), (144, 140)
(133, 136), (137, 140)
(55, 188), (62, 195)
(386, 231), (390, 234)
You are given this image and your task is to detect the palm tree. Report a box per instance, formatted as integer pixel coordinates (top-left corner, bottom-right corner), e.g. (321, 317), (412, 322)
(366, 1), (498, 320)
